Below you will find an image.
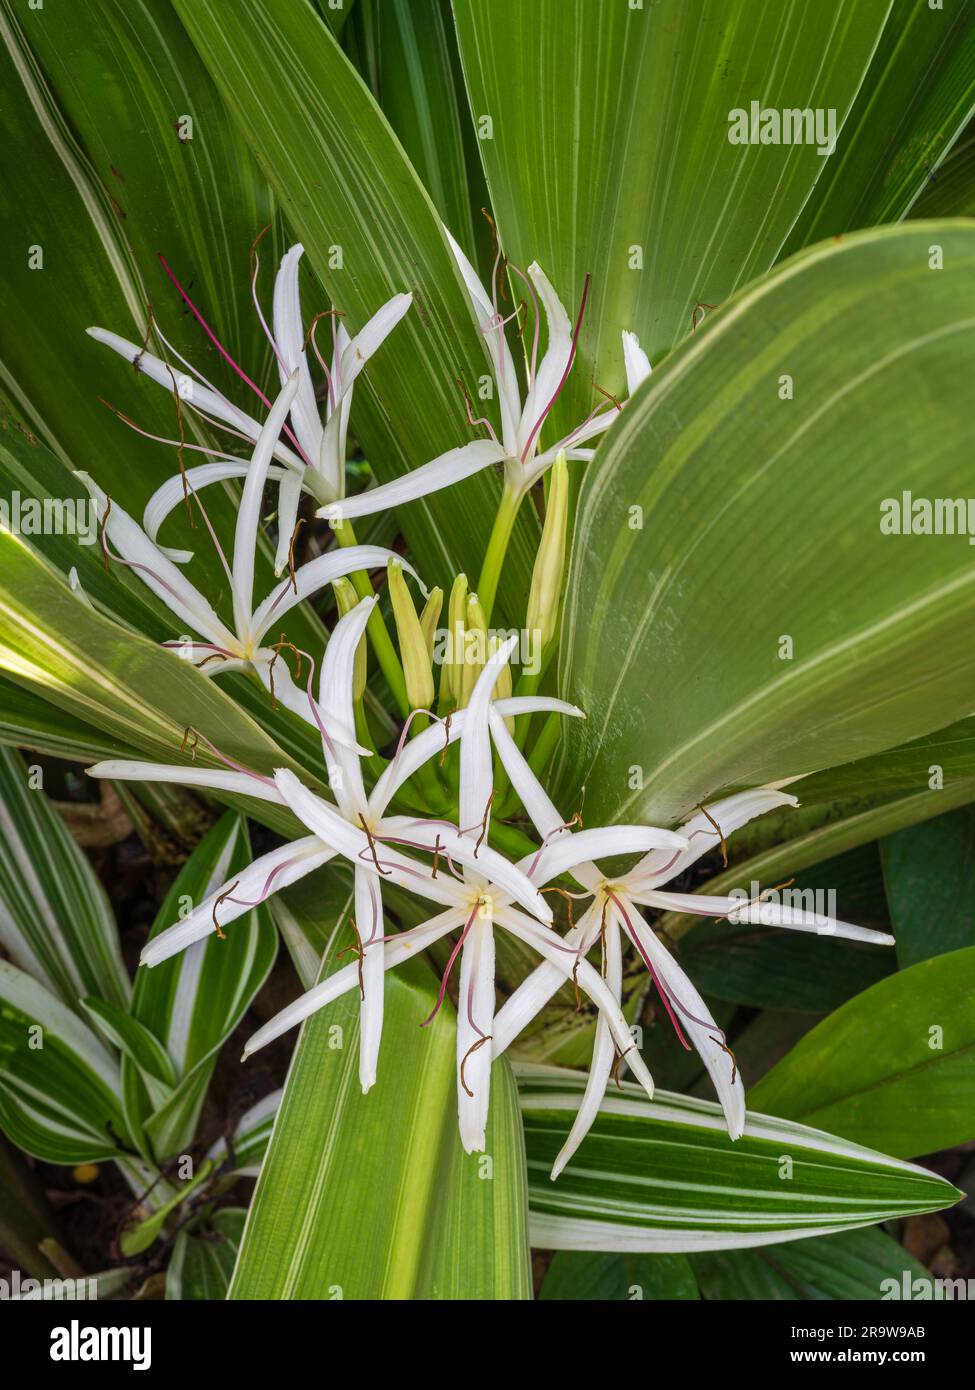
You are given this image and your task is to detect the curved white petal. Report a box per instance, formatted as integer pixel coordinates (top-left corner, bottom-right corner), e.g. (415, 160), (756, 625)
(728, 899), (895, 945)
(629, 790), (799, 889)
(319, 440), (506, 524)
(337, 292), (414, 397)
(76, 473), (235, 650)
(272, 467), (307, 578)
(272, 244), (324, 462)
(87, 759), (281, 803)
(459, 636), (519, 865)
(492, 904), (599, 1058)
(518, 261), (573, 457)
(622, 330), (652, 395)
(251, 544), (416, 644)
(144, 461), (286, 564)
(617, 896), (745, 1140)
(456, 914), (496, 1153)
(233, 371), (300, 640)
(356, 866), (385, 1093)
(141, 837), (332, 967)
(317, 597), (373, 814)
(524, 826), (687, 888)
(551, 915), (623, 1178)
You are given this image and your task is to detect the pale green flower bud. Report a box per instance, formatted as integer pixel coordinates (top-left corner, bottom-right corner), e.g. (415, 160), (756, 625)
(441, 573), (468, 704)
(388, 559), (434, 711)
(460, 591), (488, 707)
(332, 576), (366, 700)
(526, 449), (569, 651)
(419, 586), (443, 659)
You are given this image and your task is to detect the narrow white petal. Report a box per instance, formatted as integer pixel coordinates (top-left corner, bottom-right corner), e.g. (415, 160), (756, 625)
(460, 636), (519, 859)
(356, 867), (385, 1092)
(319, 440), (506, 523)
(271, 244), (324, 462)
(525, 826), (687, 888)
(272, 467), (306, 578)
(622, 330), (652, 395)
(76, 472), (235, 649)
(254, 656), (369, 755)
(141, 837), (332, 967)
(233, 371), (301, 639)
(518, 261), (573, 457)
(456, 914), (495, 1153)
(551, 917), (623, 1178)
(336, 292), (413, 396)
(251, 544), (416, 645)
(629, 789), (799, 889)
(87, 760), (281, 803)
(317, 598), (373, 813)
(728, 899), (896, 945)
(619, 897), (745, 1140)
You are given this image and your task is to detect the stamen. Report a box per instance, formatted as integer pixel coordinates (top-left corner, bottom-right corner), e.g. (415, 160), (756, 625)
(473, 789), (494, 857)
(691, 301), (716, 332)
(337, 916), (366, 1000)
(422, 903), (479, 1027)
(593, 382), (624, 412)
(133, 300), (155, 375)
(456, 377), (500, 445)
(459, 1034), (492, 1098)
(439, 709), (454, 768)
(249, 224), (288, 374)
(358, 814), (391, 877)
(178, 724), (275, 787)
(697, 802), (728, 868)
(287, 515), (306, 594)
(180, 726), (199, 758)
(306, 310), (345, 413)
(211, 879), (241, 940)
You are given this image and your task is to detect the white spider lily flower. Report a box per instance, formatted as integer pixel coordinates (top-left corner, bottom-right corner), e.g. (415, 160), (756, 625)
(237, 641), (683, 1154)
(318, 232), (651, 524)
(486, 732), (896, 1175)
(89, 243), (411, 574)
(78, 372), (413, 741)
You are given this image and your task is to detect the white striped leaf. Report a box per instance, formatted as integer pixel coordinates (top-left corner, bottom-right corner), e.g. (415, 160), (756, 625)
(0, 959), (129, 1164)
(516, 1065), (960, 1254)
(207, 1089), (281, 1178)
(127, 813), (277, 1162)
(0, 744), (129, 1012)
(166, 1207), (247, 1302)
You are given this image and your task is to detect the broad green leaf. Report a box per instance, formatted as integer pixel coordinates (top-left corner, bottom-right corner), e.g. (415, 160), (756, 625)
(0, 744), (129, 1012)
(130, 813), (277, 1160)
(782, 0), (975, 252)
(881, 806), (975, 967)
(119, 1158), (215, 1256)
(80, 996), (177, 1112)
(229, 938), (531, 1299)
(0, 959), (127, 1164)
(172, 0), (538, 620)
(555, 223), (975, 825)
(0, 673), (121, 765)
(540, 1250), (699, 1302)
(166, 1206), (246, 1301)
(751, 945), (975, 1156)
(454, 0), (890, 414)
(516, 1065), (959, 1253)
(692, 1225), (930, 1301)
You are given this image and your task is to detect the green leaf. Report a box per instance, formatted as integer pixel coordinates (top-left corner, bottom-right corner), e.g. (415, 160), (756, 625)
(0, 959), (127, 1164)
(782, 0), (975, 252)
(516, 1064), (959, 1252)
(80, 996), (176, 1111)
(206, 1089), (281, 1178)
(751, 946), (975, 1156)
(454, 0), (890, 403)
(555, 223), (975, 826)
(692, 1225), (930, 1301)
(912, 133), (975, 219)
(0, 744), (129, 1012)
(881, 806), (975, 967)
(166, 1206), (246, 1301)
(172, 0), (538, 620)
(119, 1158), (215, 1256)
(229, 939), (531, 1299)
(540, 1250), (699, 1301)
(131, 813), (277, 1161)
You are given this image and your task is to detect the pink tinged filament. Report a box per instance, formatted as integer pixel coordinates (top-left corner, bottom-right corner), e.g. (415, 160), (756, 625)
(610, 893), (691, 1050)
(184, 725), (276, 789)
(157, 252), (314, 470)
(519, 272), (592, 465)
(421, 904), (478, 1027)
(505, 262), (541, 386)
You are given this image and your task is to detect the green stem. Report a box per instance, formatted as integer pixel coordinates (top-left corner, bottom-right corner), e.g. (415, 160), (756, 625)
(475, 483), (523, 623)
(527, 710), (562, 783)
(333, 518), (409, 718)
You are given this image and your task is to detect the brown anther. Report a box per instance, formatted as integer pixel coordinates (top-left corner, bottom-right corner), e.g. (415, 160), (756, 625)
(697, 802), (728, 868)
(431, 834), (443, 880)
(249, 222), (273, 280)
(98, 495), (113, 572)
(287, 515), (306, 595)
(473, 790), (495, 857)
(337, 916), (366, 1000)
(179, 726), (199, 759)
(267, 636), (303, 711)
(211, 879), (240, 940)
(541, 886), (577, 935)
(358, 814), (391, 877)
(611, 1044), (635, 1090)
(133, 300), (155, 375)
(194, 652), (226, 670)
(459, 1034), (493, 1098)
(712, 1034), (738, 1084)
(691, 301), (716, 332)
(439, 709), (454, 767)
(593, 382), (624, 412)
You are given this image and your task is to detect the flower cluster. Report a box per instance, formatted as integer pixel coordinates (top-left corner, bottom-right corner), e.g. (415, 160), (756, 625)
(85, 237), (894, 1167)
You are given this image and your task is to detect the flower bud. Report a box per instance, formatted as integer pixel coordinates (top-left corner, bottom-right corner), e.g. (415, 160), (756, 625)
(332, 576), (366, 700)
(526, 449), (569, 651)
(419, 586), (443, 659)
(441, 573), (468, 704)
(388, 559), (434, 711)
(460, 591), (488, 707)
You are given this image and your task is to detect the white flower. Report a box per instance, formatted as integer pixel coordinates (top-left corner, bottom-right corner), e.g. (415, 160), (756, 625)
(319, 231), (652, 523)
(88, 244), (412, 573)
(483, 727), (896, 1176)
(79, 372), (413, 738)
